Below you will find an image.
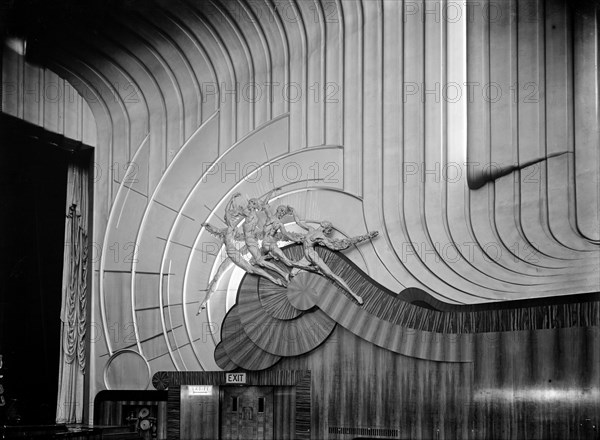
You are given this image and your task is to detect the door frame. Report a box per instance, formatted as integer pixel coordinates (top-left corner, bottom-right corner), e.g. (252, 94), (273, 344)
(219, 385), (274, 440)
(153, 370), (310, 440)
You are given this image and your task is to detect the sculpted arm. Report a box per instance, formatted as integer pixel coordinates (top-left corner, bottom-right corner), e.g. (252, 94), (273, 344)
(258, 187), (281, 207)
(319, 231), (379, 251)
(275, 223), (305, 243)
(347, 231), (379, 245)
(289, 207), (311, 231)
(224, 193), (244, 224)
(202, 222), (225, 239)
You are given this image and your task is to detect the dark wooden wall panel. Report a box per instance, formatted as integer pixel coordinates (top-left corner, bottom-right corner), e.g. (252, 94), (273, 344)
(273, 387), (296, 440)
(166, 386), (180, 440)
(472, 327), (600, 439)
(264, 324), (599, 440)
(157, 317), (599, 439)
(274, 328), (473, 440)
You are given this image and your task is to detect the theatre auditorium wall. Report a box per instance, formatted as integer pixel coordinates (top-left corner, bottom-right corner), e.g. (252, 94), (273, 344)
(2, 0), (598, 426)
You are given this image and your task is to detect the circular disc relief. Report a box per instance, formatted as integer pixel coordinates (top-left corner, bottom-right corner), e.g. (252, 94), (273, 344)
(104, 349), (151, 390)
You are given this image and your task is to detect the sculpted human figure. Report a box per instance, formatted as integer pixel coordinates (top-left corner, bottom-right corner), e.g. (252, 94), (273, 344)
(261, 203), (313, 271)
(198, 194), (286, 311)
(290, 208), (378, 305)
(233, 189), (291, 283)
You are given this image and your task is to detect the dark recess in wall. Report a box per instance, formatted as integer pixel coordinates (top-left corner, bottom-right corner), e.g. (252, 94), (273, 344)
(0, 114), (90, 425)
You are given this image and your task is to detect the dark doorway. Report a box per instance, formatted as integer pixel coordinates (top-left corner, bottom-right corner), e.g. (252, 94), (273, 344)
(220, 386), (274, 440)
(0, 114), (91, 424)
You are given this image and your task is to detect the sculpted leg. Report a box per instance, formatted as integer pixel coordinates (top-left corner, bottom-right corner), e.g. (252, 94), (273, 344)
(248, 245), (290, 282)
(311, 255), (364, 304)
(249, 266), (288, 287)
(287, 257), (316, 277)
(260, 259), (290, 282)
(269, 246), (313, 273)
(267, 246), (295, 266)
(198, 258), (231, 313)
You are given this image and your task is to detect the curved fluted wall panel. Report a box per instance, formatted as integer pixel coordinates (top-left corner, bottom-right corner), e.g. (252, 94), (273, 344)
(1, 48), (97, 146)
(8, 0), (597, 415)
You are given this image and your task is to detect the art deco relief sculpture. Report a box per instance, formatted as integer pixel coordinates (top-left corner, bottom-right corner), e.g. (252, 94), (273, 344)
(260, 199), (312, 272)
(233, 189), (291, 284)
(200, 192), (378, 309)
(199, 194), (287, 311)
(287, 208), (378, 305)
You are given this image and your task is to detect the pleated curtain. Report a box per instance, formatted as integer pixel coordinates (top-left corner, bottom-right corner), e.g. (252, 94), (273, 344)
(56, 160), (88, 424)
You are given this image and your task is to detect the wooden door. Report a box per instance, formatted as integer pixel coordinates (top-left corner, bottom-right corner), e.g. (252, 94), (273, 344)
(220, 386), (273, 440)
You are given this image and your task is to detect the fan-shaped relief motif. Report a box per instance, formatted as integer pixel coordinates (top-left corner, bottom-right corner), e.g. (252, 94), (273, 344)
(216, 244), (600, 368)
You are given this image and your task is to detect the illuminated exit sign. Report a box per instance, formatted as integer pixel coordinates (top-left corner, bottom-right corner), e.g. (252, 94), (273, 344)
(226, 373), (246, 384)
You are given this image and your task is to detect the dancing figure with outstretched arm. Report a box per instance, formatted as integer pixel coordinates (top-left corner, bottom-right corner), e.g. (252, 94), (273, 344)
(234, 189), (291, 284)
(261, 204), (313, 271)
(290, 208), (378, 305)
(197, 194), (286, 312)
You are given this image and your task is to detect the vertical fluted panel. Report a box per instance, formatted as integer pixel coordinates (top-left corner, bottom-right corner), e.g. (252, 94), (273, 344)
(1, 48), (97, 146)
